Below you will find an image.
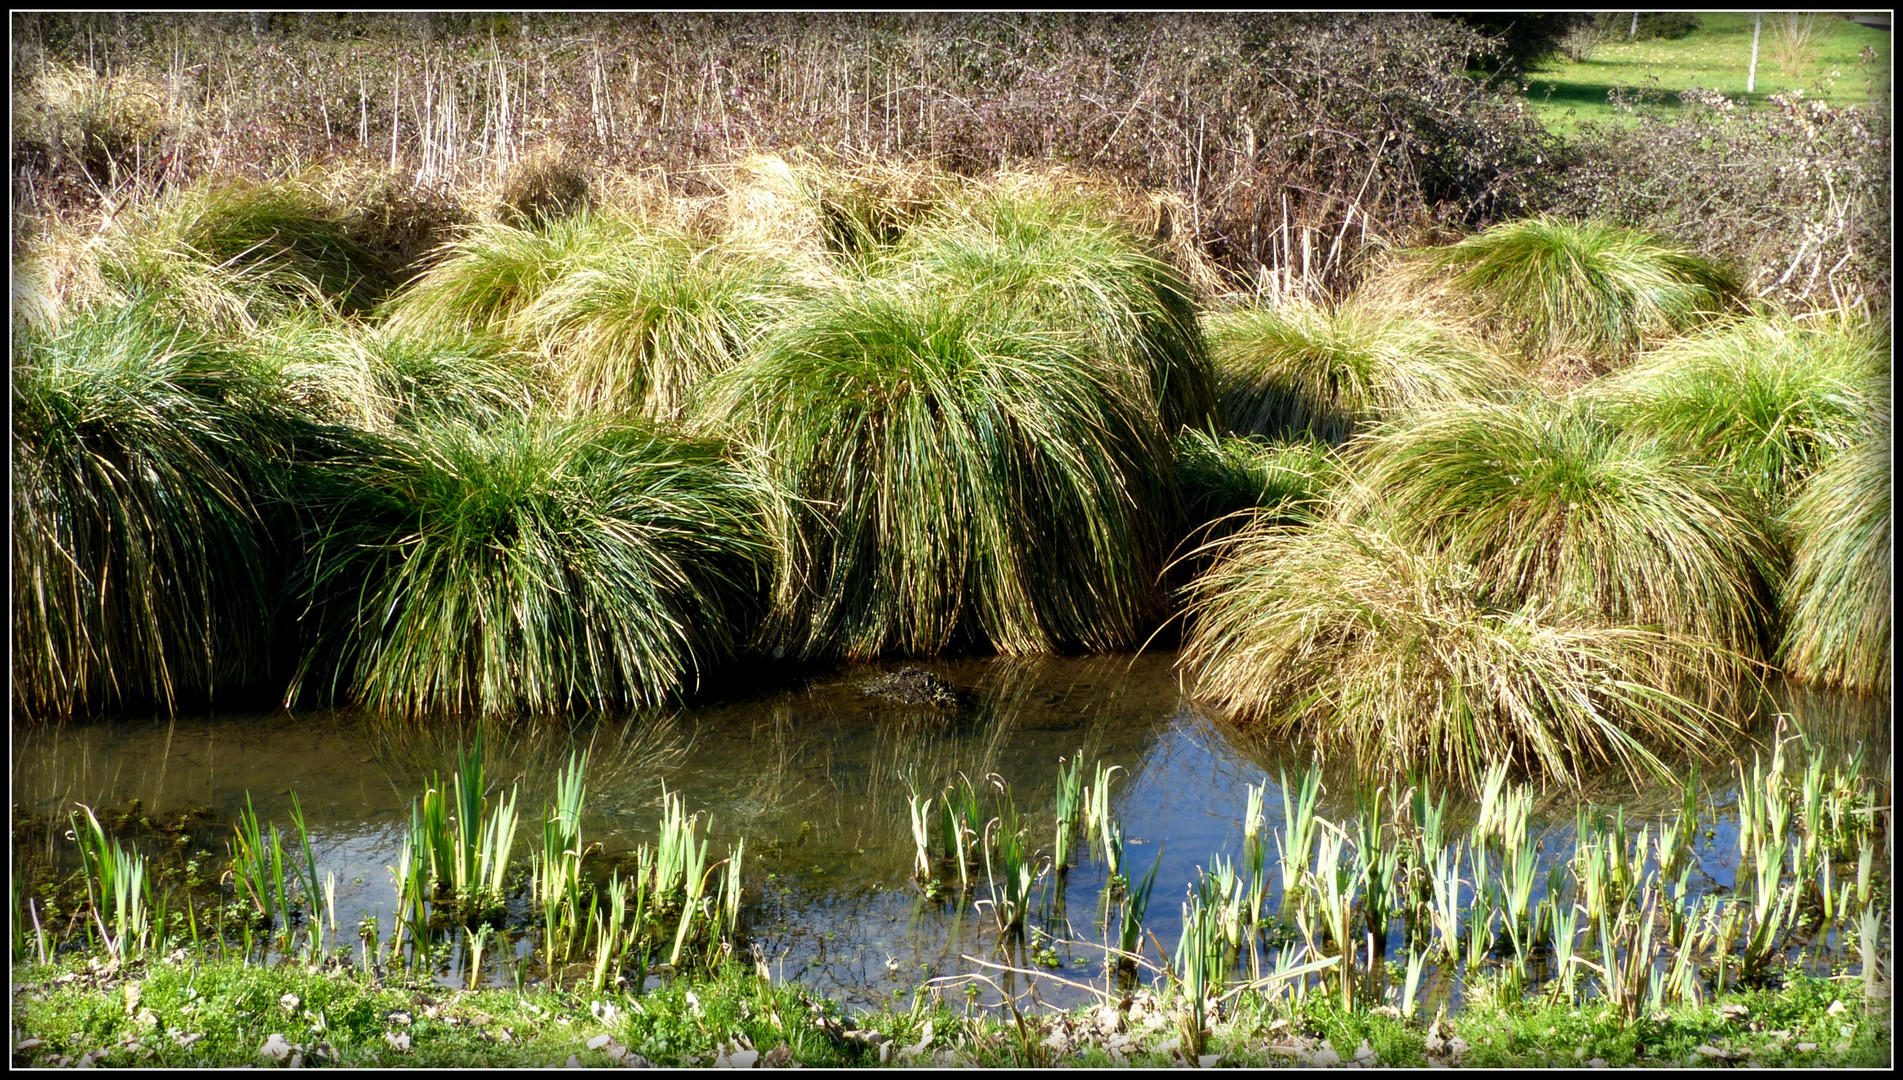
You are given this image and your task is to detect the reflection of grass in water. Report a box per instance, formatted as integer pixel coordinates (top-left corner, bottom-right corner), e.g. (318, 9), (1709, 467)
(364, 711), (693, 815)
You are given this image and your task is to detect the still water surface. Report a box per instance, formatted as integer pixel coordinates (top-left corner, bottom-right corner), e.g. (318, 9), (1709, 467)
(11, 653), (1888, 1011)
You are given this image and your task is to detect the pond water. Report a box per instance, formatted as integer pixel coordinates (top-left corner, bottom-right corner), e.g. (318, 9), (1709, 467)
(10, 652), (1890, 1014)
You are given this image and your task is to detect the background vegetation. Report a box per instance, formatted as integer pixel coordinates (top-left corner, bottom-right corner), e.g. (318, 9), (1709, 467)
(9, 12), (1892, 784)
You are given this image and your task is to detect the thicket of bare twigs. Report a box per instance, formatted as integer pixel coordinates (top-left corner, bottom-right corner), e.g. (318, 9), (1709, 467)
(9, 11), (1890, 305)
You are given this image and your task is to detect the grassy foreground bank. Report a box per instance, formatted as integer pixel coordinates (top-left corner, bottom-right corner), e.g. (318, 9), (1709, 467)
(9, 954), (1891, 1068)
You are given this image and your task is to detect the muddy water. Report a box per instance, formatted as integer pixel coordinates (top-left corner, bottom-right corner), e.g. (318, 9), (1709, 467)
(10, 653), (1889, 1012)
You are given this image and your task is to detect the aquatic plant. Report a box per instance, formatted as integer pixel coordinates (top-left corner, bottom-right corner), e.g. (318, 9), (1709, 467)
(519, 230), (803, 420)
(699, 282), (1172, 659)
(535, 750), (589, 966)
(228, 794), (289, 934)
(290, 414), (775, 718)
(1587, 312), (1887, 509)
(982, 784), (1039, 937)
(12, 300), (278, 719)
(1052, 752), (1086, 876)
(1418, 216), (1742, 362)
(72, 805), (151, 963)
(1175, 878), (1226, 1057)
(894, 183), (1216, 431)
(906, 783), (936, 886)
(1207, 298), (1518, 442)
(1115, 851), (1163, 978)
(1182, 517), (1741, 787)
(1778, 431), (1892, 696)
(1342, 397), (1779, 668)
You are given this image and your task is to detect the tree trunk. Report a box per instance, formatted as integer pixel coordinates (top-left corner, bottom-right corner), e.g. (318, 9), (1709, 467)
(1629, 12), (1640, 39)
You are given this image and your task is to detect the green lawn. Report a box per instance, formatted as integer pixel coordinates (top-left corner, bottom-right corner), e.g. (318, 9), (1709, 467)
(1524, 12), (1892, 131)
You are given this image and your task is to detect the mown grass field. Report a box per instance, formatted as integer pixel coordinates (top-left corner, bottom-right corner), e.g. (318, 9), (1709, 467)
(1525, 12), (1892, 131)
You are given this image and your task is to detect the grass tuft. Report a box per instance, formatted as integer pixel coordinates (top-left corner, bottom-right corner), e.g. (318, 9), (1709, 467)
(1180, 516), (1744, 788)
(1341, 397), (1780, 667)
(1419, 217), (1742, 363)
(495, 147), (593, 229)
(96, 178), (400, 326)
(380, 212), (634, 346)
(1778, 426), (1891, 697)
(519, 229), (804, 420)
(1586, 310), (1887, 510)
(288, 414), (776, 719)
(244, 317), (540, 430)
(11, 299), (279, 719)
(1172, 427), (1336, 539)
(894, 184), (1216, 431)
(699, 282), (1172, 659)
(1206, 298), (1519, 442)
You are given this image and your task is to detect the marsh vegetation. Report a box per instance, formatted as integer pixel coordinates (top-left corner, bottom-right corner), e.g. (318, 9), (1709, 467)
(10, 11), (1891, 1067)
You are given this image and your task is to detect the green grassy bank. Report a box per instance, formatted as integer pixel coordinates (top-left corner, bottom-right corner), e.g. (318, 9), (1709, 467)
(9, 954), (1890, 1068)
(1525, 12), (1892, 131)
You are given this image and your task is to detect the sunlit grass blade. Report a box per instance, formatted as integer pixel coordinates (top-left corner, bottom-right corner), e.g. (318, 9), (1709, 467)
(381, 212), (635, 346)
(1586, 310), (1886, 510)
(1778, 428), (1891, 696)
(1172, 428), (1335, 541)
(520, 229), (804, 420)
(12, 299), (281, 719)
(893, 183), (1216, 431)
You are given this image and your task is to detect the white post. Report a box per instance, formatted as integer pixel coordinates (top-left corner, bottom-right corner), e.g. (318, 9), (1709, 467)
(1630, 12), (1640, 39)
(1748, 12), (1762, 94)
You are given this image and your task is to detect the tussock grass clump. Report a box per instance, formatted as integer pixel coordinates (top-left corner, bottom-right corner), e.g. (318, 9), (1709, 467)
(1586, 312), (1888, 510)
(1779, 430), (1892, 697)
(1341, 399), (1779, 667)
(700, 283), (1172, 660)
(101, 179), (399, 320)
(12, 300), (278, 719)
(1206, 298), (1519, 442)
(1180, 518), (1742, 787)
(520, 230), (804, 420)
(380, 212), (635, 346)
(895, 184), (1216, 431)
(246, 317), (538, 430)
(1420, 217), (1742, 362)
(290, 415), (774, 720)
(1173, 428), (1336, 536)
